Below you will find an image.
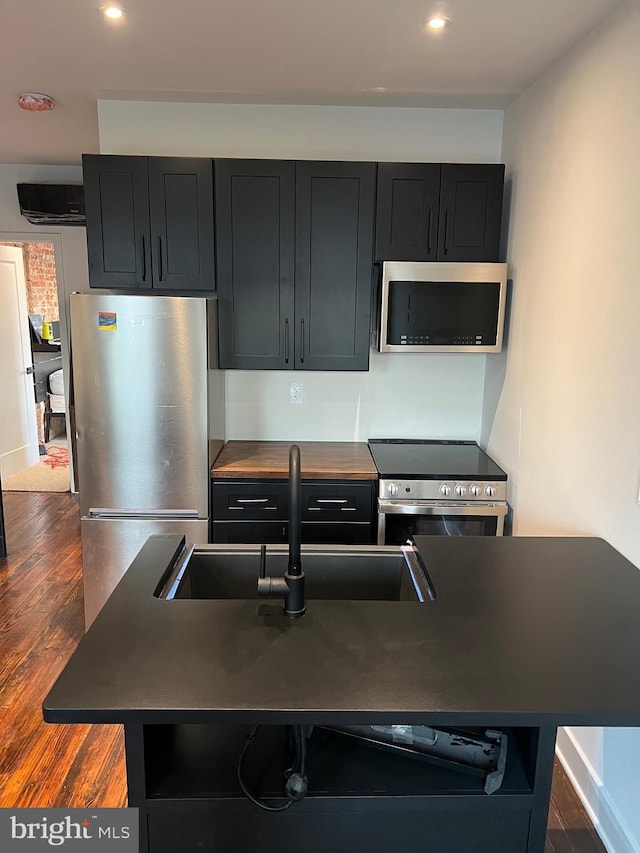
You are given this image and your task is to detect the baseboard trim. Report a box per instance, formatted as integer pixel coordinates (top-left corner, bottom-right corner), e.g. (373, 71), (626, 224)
(556, 727), (636, 853)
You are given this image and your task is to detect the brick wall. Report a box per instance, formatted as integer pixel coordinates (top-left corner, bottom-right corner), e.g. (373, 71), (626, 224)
(3, 241), (59, 322)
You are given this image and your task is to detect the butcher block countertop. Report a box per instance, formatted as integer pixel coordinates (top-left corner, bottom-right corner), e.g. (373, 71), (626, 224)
(211, 441), (378, 480)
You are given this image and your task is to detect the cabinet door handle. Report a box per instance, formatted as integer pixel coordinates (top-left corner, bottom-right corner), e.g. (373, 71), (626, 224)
(443, 209), (450, 255)
(236, 498), (270, 503)
(228, 505), (277, 511)
(284, 318), (289, 364)
(316, 499), (348, 504)
(157, 235), (163, 281)
(141, 234), (147, 281)
(300, 317), (305, 364)
(426, 208), (433, 255)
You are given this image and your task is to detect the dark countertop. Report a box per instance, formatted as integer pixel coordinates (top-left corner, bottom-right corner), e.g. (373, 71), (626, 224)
(211, 441), (378, 480)
(43, 535), (640, 727)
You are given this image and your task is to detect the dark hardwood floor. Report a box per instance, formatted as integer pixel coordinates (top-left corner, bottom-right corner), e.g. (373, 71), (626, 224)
(0, 491), (608, 851)
(0, 490), (126, 808)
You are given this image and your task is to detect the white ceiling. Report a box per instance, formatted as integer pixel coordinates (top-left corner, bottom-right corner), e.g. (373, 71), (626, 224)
(1, 0), (622, 165)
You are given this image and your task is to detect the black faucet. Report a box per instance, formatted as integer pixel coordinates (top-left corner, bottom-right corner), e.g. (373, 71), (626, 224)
(257, 444), (306, 618)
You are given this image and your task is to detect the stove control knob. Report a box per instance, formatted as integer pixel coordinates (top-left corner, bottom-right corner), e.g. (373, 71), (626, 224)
(455, 485), (467, 497)
(439, 484), (451, 497)
(469, 485), (481, 497)
(485, 486), (497, 497)
(387, 483), (399, 496)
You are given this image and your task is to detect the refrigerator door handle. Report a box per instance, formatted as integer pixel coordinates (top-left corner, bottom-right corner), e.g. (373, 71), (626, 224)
(88, 508), (200, 520)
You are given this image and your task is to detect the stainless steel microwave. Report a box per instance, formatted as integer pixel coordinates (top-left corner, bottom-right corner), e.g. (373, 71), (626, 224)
(377, 261), (508, 354)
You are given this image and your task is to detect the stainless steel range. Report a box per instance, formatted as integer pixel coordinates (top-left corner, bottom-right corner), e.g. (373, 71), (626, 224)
(368, 439), (508, 545)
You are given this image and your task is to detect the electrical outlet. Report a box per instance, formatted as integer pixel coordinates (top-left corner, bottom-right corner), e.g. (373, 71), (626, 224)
(290, 383), (303, 405)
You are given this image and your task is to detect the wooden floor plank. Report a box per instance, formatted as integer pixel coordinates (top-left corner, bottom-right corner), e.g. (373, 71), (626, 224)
(0, 491), (608, 850)
(0, 491), (126, 809)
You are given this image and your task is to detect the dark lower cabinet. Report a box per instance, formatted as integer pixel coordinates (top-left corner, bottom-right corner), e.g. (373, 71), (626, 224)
(127, 723), (556, 853)
(210, 479), (376, 545)
(211, 521), (374, 545)
(375, 162), (505, 263)
(215, 160), (375, 370)
(83, 155), (215, 292)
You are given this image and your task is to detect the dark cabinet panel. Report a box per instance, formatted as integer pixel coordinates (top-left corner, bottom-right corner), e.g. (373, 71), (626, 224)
(211, 521), (289, 544)
(84, 155), (150, 289)
(438, 164), (505, 262)
(375, 163), (441, 261)
(83, 155), (215, 292)
(301, 481), (373, 522)
(215, 160), (295, 369)
(295, 162), (375, 371)
(211, 479), (376, 544)
(375, 162), (504, 263)
(211, 480), (289, 519)
(215, 160), (374, 371)
(211, 521), (373, 545)
(148, 158), (215, 292)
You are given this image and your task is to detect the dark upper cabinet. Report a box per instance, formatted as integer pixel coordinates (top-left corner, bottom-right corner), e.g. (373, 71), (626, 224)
(215, 160), (295, 369)
(83, 155), (215, 292)
(216, 160), (375, 371)
(375, 163), (505, 263)
(375, 163), (441, 262)
(295, 162), (375, 371)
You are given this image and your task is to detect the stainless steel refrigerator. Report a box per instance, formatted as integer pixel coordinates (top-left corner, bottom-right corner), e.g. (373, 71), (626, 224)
(70, 293), (224, 628)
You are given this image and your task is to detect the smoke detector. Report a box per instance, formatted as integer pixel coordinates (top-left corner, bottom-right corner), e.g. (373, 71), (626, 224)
(18, 93), (55, 112)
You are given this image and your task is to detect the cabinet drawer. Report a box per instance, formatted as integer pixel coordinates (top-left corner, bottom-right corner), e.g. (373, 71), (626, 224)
(212, 480), (375, 523)
(210, 521), (374, 545)
(211, 521), (288, 544)
(301, 522), (374, 545)
(301, 482), (373, 522)
(212, 481), (288, 519)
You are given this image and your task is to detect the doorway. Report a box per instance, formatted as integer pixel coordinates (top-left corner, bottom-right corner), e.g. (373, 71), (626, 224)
(0, 241), (69, 493)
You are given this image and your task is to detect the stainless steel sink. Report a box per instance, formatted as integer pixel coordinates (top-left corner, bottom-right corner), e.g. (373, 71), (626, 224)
(155, 544), (434, 602)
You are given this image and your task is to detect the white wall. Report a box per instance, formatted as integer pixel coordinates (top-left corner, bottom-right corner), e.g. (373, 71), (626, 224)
(98, 100), (504, 441)
(0, 163), (91, 345)
(0, 163), (90, 490)
(483, 1), (640, 850)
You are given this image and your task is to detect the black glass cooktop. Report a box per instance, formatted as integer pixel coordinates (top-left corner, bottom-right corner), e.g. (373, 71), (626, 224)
(367, 439), (507, 481)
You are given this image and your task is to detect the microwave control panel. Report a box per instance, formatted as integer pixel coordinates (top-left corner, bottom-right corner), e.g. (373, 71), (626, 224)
(399, 334), (486, 346)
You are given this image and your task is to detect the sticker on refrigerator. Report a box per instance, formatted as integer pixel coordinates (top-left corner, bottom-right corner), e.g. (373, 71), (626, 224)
(98, 312), (117, 331)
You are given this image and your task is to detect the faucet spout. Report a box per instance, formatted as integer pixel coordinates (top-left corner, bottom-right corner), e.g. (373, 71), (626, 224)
(256, 444), (306, 618)
(288, 444), (302, 576)
(284, 444), (305, 617)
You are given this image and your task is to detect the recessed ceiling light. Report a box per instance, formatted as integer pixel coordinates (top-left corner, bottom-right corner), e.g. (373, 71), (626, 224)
(425, 15), (451, 31)
(102, 4), (124, 20)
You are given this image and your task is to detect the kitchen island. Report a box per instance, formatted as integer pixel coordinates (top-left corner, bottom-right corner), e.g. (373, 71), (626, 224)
(43, 535), (640, 852)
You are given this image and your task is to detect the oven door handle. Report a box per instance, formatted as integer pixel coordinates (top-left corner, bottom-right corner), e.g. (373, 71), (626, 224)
(378, 501), (508, 517)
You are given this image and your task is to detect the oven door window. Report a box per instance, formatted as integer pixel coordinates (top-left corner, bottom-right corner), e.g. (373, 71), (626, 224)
(384, 512), (499, 544)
